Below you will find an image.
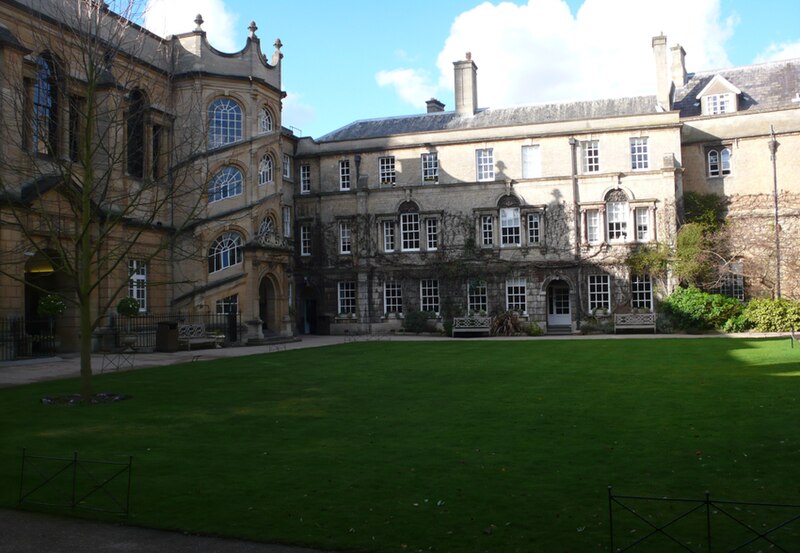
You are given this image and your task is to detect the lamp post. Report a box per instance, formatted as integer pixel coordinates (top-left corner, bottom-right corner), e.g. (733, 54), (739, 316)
(768, 126), (781, 298)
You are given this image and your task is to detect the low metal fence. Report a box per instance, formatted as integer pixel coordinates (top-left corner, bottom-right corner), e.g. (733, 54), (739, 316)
(112, 312), (243, 350)
(18, 449), (132, 516)
(0, 316), (57, 361)
(609, 487), (800, 552)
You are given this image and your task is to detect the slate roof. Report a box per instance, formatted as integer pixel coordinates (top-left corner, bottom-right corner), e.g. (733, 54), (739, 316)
(317, 95), (660, 142)
(673, 58), (800, 117)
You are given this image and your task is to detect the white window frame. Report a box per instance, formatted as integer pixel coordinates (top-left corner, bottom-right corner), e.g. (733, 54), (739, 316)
(588, 274), (611, 312)
(282, 206), (291, 238)
(128, 259), (147, 313)
(382, 220), (395, 252)
(607, 202), (628, 242)
(339, 221), (352, 255)
(630, 274), (653, 311)
(379, 156), (396, 186)
(506, 277), (527, 314)
(400, 212), (420, 251)
(337, 281), (356, 315)
(258, 155), (273, 186)
(706, 93), (731, 115)
(635, 207), (650, 242)
(476, 148), (494, 181)
(527, 212), (541, 245)
(420, 279), (439, 314)
(582, 140), (600, 173)
(259, 106), (273, 133)
(481, 215), (494, 247)
(586, 209), (601, 244)
(384, 281), (403, 315)
(300, 164), (311, 194)
(339, 160), (351, 191)
(282, 154), (292, 179)
(467, 280), (488, 314)
(216, 294), (239, 315)
(421, 152), (438, 184)
(208, 166), (243, 203)
(500, 207), (521, 246)
(707, 147), (732, 177)
(426, 218), (438, 251)
(521, 145), (541, 179)
(299, 224), (311, 256)
(630, 137), (649, 170)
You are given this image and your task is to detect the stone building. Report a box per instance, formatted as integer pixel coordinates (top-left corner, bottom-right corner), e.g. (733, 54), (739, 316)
(0, 0), (295, 353)
(291, 37), (800, 335)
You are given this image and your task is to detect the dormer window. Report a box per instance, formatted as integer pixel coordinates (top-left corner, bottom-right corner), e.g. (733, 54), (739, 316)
(707, 94), (732, 115)
(697, 74), (741, 116)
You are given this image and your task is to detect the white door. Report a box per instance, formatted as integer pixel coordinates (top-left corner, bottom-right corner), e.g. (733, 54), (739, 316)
(547, 282), (571, 326)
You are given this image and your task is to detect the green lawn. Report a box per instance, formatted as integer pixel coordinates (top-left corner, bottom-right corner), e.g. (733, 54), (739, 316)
(2, 338), (800, 552)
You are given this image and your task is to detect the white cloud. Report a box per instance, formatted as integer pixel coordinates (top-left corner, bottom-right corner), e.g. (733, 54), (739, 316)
(381, 0), (738, 110)
(754, 41), (800, 63)
(143, 0), (240, 53)
(376, 69), (438, 106)
(282, 92), (317, 136)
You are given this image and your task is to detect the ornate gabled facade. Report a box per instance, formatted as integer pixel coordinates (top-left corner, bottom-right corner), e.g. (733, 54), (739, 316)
(0, 0), (295, 354)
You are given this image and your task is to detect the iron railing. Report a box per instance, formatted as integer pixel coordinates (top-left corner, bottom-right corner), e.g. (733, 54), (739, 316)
(111, 312), (243, 350)
(19, 449), (133, 516)
(0, 316), (57, 361)
(609, 487), (800, 552)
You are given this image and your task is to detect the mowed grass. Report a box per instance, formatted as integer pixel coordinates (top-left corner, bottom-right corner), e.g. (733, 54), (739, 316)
(2, 338), (800, 552)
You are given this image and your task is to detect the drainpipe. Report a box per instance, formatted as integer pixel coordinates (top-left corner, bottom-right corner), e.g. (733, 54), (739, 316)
(768, 126), (781, 298)
(569, 137), (580, 259)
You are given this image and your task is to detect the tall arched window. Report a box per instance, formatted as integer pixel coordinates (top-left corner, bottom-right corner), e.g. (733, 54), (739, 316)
(33, 55), (58, 155)
(208, 166), (243, 203)
(258, 216), (275, 237)
(208, 98), (242, 148)
(208, 232), (243, 273)
(258, 154), (273, 185)
(259, 106), (273, 133)
(605, 189), (629, 241)
(127, 89), (146, 178)
(708, 147), (732, 177)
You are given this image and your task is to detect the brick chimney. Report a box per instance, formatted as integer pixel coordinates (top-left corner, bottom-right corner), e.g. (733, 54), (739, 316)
(652, 34), (671, 110)
(454, 52), (478, 116)
(426, 98), (445, 113)
(671, 44), (687, 90)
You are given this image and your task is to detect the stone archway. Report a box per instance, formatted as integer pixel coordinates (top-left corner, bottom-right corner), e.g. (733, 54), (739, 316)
(24, 250), (70, 353)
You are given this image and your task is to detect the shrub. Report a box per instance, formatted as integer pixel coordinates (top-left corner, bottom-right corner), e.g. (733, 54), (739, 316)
(743, 298), (800, 332)
(37, 293), (67, 318)
(722, 313), (752, 333)
(525, 322), (544, 336)
(662, 287), (742, 331)
(116, 297), (140, 317)
(490, 311), (523, 336)
(403, 310), (434, 334)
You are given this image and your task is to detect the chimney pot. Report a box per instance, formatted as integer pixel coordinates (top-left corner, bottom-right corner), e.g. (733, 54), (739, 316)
(426, 98), (445, 113)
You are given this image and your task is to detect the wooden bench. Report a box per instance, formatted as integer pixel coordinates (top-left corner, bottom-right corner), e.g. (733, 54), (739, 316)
(178, 323), (224, 350)
(452, 316), (492, 337)
(614, 313), (656, 333)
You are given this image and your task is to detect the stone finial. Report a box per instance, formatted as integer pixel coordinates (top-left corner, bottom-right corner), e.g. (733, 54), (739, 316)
(465, 51), (472, 61)
(194, 14), (204, 32)
(272, 38), (284, 64)
(248, 21), (258, 39)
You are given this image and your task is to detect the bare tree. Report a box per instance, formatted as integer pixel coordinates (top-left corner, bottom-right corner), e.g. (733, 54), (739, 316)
(0, 0), (207, 399)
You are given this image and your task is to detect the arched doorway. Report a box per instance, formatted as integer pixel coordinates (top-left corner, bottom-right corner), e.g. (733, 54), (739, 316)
(299, 284), (319, 335)
(24, 251), (68, 353)
(546, 279), (571, 329)
(258, 276), (277, 336)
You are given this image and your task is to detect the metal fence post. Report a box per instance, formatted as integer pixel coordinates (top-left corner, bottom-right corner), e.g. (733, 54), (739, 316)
(71, 451), (78, 509)
(608, 486), (615, 552)
(18, 448), (27, 505)
(126, 456), (133, 517)
(705, 491), (712, 553)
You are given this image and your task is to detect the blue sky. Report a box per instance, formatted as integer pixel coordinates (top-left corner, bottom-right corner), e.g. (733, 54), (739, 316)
(143, 0), (800, 139)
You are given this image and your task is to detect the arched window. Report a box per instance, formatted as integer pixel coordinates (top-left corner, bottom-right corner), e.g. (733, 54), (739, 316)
(707, 147), (732, 177)
(208, 166), (243, 203)
(127, 89), (146, 178)
(33, 55), (58, 155)
(605, 189), (629, 241)
(208, 232), (243, 273)
(208, 98), (242, 148)
(258, 154), (273, 185)
(259, 106), (273, 133)
(258, 216), (275, 237)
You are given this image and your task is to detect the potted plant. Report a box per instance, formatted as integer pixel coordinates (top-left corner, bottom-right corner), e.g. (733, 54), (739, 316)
(38, 293), (67, 351)
(116, 297), (140, 351)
